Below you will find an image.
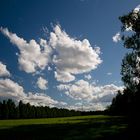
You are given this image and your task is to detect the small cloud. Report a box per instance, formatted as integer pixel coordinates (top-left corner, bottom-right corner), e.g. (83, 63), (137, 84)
(112, 32), (121, 43)
(54, 70), (75, 83)
(84, 74), (92, 80)
(37, 77), (48, 90)
(107, 72), (112, 76)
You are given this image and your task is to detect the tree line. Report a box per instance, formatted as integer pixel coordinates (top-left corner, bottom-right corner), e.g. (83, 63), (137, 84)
(0, 99), (82, 119)
(0, 99), (104, 119)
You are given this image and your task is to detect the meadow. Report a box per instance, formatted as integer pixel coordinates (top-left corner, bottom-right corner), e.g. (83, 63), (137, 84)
(0, 115), (128, 140)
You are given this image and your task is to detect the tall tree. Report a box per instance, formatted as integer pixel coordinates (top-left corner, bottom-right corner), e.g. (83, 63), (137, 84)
(120, 8), (140, 90)
(108, 8), (140, 136)
(120, 7), (140, 123)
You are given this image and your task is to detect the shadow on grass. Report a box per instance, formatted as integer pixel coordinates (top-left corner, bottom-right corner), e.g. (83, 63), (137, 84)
(0, 117), (130, 140)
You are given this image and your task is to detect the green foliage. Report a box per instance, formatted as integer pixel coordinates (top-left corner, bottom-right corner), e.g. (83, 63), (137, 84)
(120, 10), (140, 90)
(108, 8), (140, 133)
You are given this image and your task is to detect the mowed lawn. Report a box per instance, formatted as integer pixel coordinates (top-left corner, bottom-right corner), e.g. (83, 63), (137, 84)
(0, 115), (128, 140)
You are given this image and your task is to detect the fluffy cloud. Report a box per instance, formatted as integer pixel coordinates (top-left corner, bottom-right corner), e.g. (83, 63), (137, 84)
(112, 32), (121, 43)
(0, 78), (25, 100)
(24, 93), (58, 107)
(50, 25), (102, 82)
(37, 77), (48, 90)
(57, 79), (123, 107)
(0, 78), (64, 107)
(65, 102), (110, 111)
(1, 26), (102, 83)
(0, 25), (123, 111)
(57, 80), (94, 100)
(1, 25), (102, 83)
(84, 74), (92, 80)
(0, 27), (52, 73)
(54, 70), (75, 83)
(0, 62), (10, 77)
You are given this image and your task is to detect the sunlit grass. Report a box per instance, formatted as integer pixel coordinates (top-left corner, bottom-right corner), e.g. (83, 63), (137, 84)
(0, 115), (128, 140)
(0, 115), (117, 128)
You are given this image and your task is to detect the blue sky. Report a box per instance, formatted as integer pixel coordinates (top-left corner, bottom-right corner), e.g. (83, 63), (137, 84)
(0, 0), (139, 110)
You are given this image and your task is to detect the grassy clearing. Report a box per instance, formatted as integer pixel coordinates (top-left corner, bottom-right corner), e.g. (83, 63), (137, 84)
(0, 115), (128, 140)
(0, 115), (110, 128)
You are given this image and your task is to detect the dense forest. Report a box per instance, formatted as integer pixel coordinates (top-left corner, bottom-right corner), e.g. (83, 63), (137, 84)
(0, 99), (103, 119)
(0, 99), (80, 119)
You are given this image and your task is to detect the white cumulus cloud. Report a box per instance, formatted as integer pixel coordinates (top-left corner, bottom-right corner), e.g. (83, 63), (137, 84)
(0, 78), (26, 100)
(24, 92), (58, 107)
(1, 25), (102, 83)
(0, 62), (10, 77)
(37, 77), (48, 90)
(112, 32), (121, 43)
(54, 70), (75, 83)
(0, 78), (66, 107)
(65, 102), (110, 111)
(84, 74), (92, 80)
(0, 27), (52, 73)
(50, 25), (102, 82)
(57, 79), (124, 108)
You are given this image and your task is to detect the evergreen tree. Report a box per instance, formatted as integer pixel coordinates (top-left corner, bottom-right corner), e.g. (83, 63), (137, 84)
(2, 100), (9, 119)
(7, 99), (17, 118)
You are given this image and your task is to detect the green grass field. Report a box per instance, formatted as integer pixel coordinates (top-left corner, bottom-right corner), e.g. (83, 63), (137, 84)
(0, 115), (128, 140)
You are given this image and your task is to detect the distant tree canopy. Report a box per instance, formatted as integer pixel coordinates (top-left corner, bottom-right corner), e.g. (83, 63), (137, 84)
(0, 99), (81, 119)
(0, 99), (104, 119)
(108, 8), (140, 117)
